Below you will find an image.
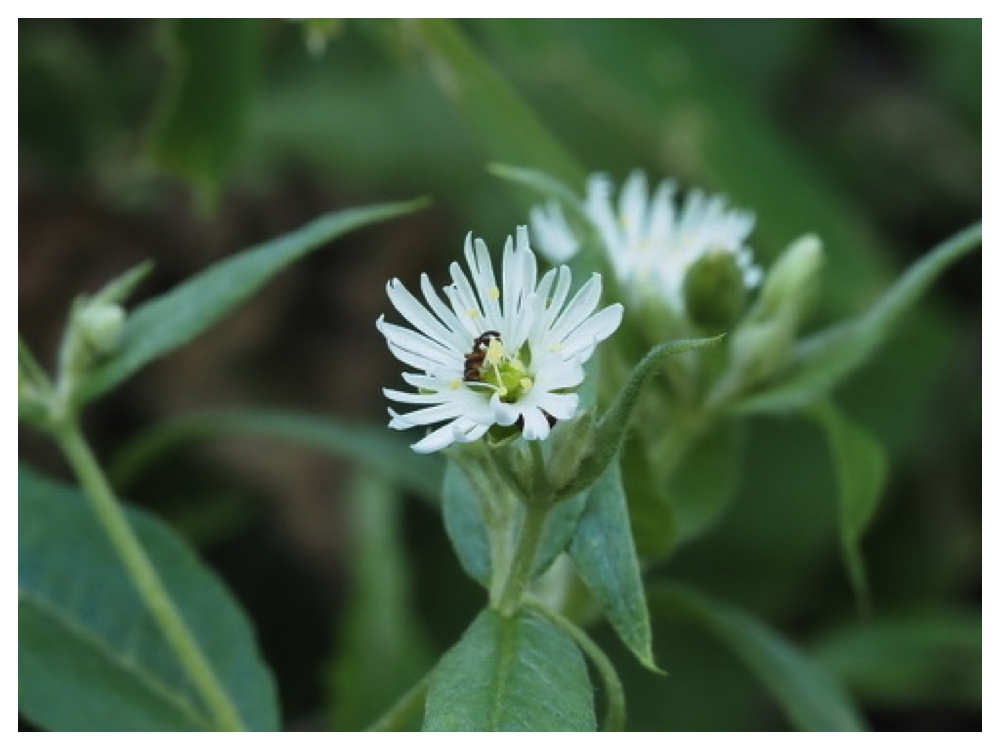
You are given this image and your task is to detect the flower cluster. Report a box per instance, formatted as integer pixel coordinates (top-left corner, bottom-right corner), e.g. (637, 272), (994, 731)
(377, 227), (623, 453)
(530, 170), (762, 315)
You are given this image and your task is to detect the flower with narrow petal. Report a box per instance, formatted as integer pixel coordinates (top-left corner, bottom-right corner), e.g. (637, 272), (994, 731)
(531, 170), (762, 314)
(377, 227), (623, 453)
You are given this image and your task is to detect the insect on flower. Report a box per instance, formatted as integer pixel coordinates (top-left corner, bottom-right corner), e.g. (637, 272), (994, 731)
(462, 330), (502, 383)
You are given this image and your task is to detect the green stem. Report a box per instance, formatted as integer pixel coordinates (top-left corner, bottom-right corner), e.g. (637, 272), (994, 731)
(51, 418), (245, 732)
(496, 500), (550, 617)
(364, 671), (432, 731)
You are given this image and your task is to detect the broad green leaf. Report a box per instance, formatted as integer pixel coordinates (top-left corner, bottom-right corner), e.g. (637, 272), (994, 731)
(149, 19), (262, 204)
(570, 461), (658, 672)
(441, 462), (492, 587)
(731, 223), (982, 415)
(423, 608), (596, 731)
(19, 465), (278, 731)
(811, 612), (982, 709)
(810, 401), (888, 612)
(78, 198), (428, 406)
(109, 408), (442, 504)
(528, 603), (625, 732)
(651, 584), (865, 731)
(403, 20), (586, 189)
(327, 474), (433, 730)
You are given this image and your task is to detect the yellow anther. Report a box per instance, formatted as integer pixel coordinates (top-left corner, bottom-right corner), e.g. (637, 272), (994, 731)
(519, 377), (533, 391)
(489, 286), (501, 300)
(450, 378), (462, 390)
(467, 308), (480, 319)
(485, 338), (505, 366)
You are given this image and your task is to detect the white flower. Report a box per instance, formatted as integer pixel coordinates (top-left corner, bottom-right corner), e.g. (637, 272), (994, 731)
(377, 226), (623, 453)
(531, 170), (762, 313)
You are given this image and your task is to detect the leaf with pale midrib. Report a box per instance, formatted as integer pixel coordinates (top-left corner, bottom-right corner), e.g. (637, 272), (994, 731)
(19, 465), (278, 731)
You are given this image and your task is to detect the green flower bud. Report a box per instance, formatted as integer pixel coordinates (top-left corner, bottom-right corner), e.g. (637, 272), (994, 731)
(682, 248), (750, 333)
(753, 234), (823, 323)
(709, 235), (824, 405)
(77, 302), (126, 356)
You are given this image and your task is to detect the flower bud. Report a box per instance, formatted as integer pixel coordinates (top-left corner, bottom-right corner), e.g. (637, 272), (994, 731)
(682, 248), (750, 333)
(753, 234), (823, 323)
(77, 302), (126, 356)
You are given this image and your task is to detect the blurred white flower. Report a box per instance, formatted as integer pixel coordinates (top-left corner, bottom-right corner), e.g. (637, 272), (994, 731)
(531, 170), (762, 313)
(378, 227), (623, 453)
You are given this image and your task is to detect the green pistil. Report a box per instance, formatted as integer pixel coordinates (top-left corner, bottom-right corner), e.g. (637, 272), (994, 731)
(481, 341), (533, 403)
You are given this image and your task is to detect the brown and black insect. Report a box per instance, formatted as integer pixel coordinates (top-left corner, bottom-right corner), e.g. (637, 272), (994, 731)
(463, 330), (502, 382)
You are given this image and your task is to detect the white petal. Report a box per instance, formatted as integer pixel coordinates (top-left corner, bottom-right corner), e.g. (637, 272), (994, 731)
(520, 408), (552, 441)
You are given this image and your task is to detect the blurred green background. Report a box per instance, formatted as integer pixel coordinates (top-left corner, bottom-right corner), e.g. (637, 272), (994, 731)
(19, 19), (980, 731)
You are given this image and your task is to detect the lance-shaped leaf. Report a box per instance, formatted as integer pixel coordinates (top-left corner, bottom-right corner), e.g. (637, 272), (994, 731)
(77, 198), (427, 406)
(405, 20), (585, 189)
(811, 612), (982, 709)
(570, 460), (659, 673)
(809, 400), (887, 613)
(423, 608), (595, 731)
(19, 465), (278, 731)
(109, 408), (443, 504)
(327, 474), (433, 731)
(560, 336), (723, 499)
(651, 583), (866, 732)
(731, 222), (981, 415)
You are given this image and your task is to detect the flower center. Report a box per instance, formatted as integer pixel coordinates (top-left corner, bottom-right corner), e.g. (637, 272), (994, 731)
(479, 338), (533, 403)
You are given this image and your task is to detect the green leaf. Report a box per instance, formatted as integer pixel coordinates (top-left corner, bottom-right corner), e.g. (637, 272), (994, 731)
(732, 223), (982, 415)
(570, 460), (658, 673)
(404, 20), (586, 188)
(109, 408), (443, 504)
(564, 336), (724, 498)
(667, 420), (746, 545)
(528, 603), (626, 732)
(488, 163), (586, 216)
(441, 462), (493, 587)
(327, 473), (433, 730)
(78, 198), (428, 406)
(651, 584), (866, 731)
(531, 491), (588, 578)
(809, 401), (888, 612)
(620, 436), (677, 561)
(149, 19), (262, 205)
(423, 608), (596, 731)
(811, 612), (982, 709)
(19, 465), (278, 731)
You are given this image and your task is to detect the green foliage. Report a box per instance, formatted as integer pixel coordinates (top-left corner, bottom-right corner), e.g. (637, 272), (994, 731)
(732, 223), (982, 415)
(651, 584), (866, 731)
(810, 401), (888, 611)
(149, 19), (262, 206)
(19, 466), (278, 731)
(441, 462), (492, 587)
(570, 461), (658, 673)
(423, 608), (596, 731)
(78, 199), (428, 407)
(327, 474), (433, 730)
(811, 612), (982, 709)
(110, 408), (442, 503)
